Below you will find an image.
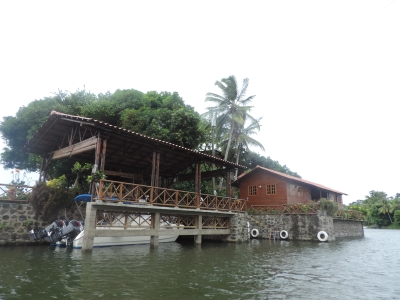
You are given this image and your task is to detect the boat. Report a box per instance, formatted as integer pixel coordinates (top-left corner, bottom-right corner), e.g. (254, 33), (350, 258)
(29, 215), (180, 249)
(28, 193), (181, 248)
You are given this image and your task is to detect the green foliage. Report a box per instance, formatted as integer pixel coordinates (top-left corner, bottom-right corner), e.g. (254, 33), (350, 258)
(237, 152), (301, 177)
(394, 210), (400, 227)
(346, 191), (400, 228)
(0, 222), (7, 229)
(23, 219), (33, 227)
(0, 88), (206, 176)
(204, 75), (261, 167)
(28, 181), (78, 222)
(71, 162), (92, 174)
(46, 175), (67, 188)
(121, 91), (206, 148)
(319, 198), (338, 216)
(87, 170), (106, 183)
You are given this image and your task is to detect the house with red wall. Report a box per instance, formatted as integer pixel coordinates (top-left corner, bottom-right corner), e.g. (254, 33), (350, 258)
(232, 166), (346, 209)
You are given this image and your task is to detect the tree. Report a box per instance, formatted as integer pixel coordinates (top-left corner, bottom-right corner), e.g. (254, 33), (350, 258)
(204, 76), (258, 162)
(204, 75), (260, 189)
(121, 91), (207, 149)
(231, 116), (265, 178)
(0, 89), (207, 175)
(378, 199), (393, 223)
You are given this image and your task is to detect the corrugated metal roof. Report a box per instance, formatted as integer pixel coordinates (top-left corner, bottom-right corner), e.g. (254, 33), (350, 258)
(233, 165), (347, 195)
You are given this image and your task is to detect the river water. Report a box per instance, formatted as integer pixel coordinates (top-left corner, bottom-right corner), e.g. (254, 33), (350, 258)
(0, 229), (399, 300)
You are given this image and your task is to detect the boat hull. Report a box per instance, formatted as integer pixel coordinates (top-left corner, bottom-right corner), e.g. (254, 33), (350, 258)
(69, 228), (179, 249)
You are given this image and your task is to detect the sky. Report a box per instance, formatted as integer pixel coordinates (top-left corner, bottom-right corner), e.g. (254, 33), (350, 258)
(0, 0), (399, 204)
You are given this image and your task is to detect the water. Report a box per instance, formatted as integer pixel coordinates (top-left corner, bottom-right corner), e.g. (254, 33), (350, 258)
(0, 229), (399, 300)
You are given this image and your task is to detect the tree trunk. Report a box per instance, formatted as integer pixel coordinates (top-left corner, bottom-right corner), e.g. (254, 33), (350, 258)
(218, 122), (235, 190)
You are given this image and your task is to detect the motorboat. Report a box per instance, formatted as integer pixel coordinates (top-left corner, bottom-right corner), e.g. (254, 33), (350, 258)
(71, 223), (179, 249)
(29, 215), (180, 249)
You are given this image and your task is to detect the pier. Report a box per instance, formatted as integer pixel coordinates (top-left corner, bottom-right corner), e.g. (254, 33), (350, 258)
(81, 180), (246, 251)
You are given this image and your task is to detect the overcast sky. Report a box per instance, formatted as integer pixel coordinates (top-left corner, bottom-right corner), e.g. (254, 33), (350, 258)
(0, 0), (399, 204)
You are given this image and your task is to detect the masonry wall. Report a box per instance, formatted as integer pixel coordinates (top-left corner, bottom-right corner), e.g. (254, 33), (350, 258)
(227, 211), (364, 243)
(333, 219), (364, 238)
(0, 201), (82, 246)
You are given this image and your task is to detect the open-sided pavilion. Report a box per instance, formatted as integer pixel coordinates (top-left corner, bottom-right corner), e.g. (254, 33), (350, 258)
(23, 111), (247, 250)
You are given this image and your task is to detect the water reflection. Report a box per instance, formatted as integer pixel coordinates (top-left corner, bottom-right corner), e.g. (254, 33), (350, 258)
(1, 229), (400, 299)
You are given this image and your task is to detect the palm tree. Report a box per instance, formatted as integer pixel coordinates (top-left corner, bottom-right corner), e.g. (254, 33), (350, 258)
(204, 75), (258, 162)
(204, 75), (259, 190)
(378, 199), (393, 223)
(232, 116), (265, 178)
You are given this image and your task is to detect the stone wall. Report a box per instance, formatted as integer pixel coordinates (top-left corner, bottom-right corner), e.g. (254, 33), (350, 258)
(226, 211), (363, 243)
(333, 219), (364, 238)
(246, 212), (334, 241)
(0, 201), (83, 246)
(225, 213), (249, 242)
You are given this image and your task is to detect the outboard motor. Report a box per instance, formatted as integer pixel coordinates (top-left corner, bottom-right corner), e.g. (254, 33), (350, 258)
(28, 219), (83, 247)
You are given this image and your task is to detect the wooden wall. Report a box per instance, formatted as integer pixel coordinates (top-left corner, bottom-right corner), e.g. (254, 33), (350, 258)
(286, 181), (312, 205)
(239, 171), (288, 207)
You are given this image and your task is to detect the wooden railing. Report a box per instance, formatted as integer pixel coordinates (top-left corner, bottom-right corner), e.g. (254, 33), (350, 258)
(248, 203), (364, 220)
(248, 203), (320, 215)
(95, 212), (230, 229)
(334, 209), (364, 221)
(0, 183), (33, 202)
(95, 179), (247, 212)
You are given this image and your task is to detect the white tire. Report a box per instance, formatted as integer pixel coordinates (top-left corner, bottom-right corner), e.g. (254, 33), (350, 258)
(250, 228), (259, 238)
(317, 231), (328, 242)
(280, 230), (289, 239)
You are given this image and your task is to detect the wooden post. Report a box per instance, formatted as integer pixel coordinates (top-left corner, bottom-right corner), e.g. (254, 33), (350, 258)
(150, 212), (160, 248)
(195, 163), (201, 207)
(100, 138), (107, 172)
(151, 151), (160, 187)
(226, 170), (232, 198)
(194, 214), (202, 244)
(82, 202), (96, 252)
(38, 156), (44, 182)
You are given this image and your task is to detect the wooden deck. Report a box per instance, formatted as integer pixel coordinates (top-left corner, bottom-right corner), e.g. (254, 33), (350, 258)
(94, 179), (247, 212)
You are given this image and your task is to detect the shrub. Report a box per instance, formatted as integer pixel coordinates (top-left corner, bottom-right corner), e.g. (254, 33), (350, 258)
(29, 181), (80, 222)
(319, 198), (338, 216)
(394, 210), (400, 227)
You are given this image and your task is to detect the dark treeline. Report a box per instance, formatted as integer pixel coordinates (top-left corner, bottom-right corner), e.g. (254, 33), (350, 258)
(345, 191), (400, 228)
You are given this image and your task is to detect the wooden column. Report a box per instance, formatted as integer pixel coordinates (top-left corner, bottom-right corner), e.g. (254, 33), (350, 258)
(82, 202), (96, 252)
(194, 214), (202, 244)
(150, 212), (160, 248)
(94, 135), (101, 169)
(100, 138), (107, 172)
(195, 163), (201, 207)
(39, 156), (45, 182)
(151, 151), (160, 187)
(225, 170), (232, 198)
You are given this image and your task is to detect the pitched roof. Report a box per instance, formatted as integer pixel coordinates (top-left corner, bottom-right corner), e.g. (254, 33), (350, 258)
(23, 111), (245, 178)
(233, 165), (347, 195)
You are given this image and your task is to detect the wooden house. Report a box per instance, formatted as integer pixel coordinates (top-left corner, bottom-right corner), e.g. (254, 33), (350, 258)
(232, 166), (346, 209)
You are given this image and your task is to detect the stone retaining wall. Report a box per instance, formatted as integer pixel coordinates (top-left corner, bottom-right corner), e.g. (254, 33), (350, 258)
(226, 211), (363, 242)
(333, 219), (364, 238)
(0, 201), (82, 246)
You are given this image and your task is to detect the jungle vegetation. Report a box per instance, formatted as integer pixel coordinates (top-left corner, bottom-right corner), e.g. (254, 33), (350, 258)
(345, 190), (400, 229)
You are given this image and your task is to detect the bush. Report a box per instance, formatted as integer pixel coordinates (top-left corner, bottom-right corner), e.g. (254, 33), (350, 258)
(394, 210), (400, 227)
(319, 198), (338, 216)
(28, 181), (81, 222)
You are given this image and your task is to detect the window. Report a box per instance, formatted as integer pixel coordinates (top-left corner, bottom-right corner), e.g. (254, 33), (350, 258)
(266, 184), (276, 195)
(248, 186), (257, 195)
(297, 187), (303, 197)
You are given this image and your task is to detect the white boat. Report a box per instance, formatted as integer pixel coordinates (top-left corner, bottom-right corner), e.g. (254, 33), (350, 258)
(70, 226), (179, 249)
(30, 214), (181, 249)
